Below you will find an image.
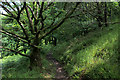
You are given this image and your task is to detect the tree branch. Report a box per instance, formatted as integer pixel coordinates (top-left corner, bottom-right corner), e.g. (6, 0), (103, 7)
(0, 3), (16, 18)
(33, 2), (35, 16)
(12, 2), (19, 13)
(2, 28), (26, 40)
(0, 29), (26, 42)
(16, 20), (30, 42)
(37, 3), (67, 36)
(27, 5), (36, 20)
(0, 12), (13, 17)
(3, 46), (30, 58)
(25, 6), (34, 34)
(40, 2), (80, 39)
(0, 29), (37, 48)
(34, 2), (44, 34)
(17, 2), (26, 20)
(2, 2), (17, 14)
(36, 2), (44, 26)
(38, 2), (44, 19)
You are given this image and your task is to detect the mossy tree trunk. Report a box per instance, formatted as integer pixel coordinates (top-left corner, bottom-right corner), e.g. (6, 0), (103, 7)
(29, 38), (42, 70)
(29, 47), (42, 70)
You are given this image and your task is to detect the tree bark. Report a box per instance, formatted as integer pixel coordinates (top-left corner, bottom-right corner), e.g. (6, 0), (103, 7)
(29, 39), (42, 70)
(29, 47), (42, 70)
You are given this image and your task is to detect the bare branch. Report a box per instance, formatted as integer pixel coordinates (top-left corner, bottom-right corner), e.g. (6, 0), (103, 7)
(39, 18), (55, 34)
(0, 12), (13, 17)
(17, 2), (26, 20)
(38, 2), (44, 19)
(16, 20), (29, 41)
(2, 28), (26, 40)
(0, 29), (27, 42)
(25, 6), (34, 34)
(37, 6), (66, 35)
(27, 5), (36, 20)
(37, 2), (40, 6)
(3, 46), (30, 58)
(0, 3), (16, 18)
(41, 2), (67, 32)
(36, 3), (56, 36)
(12, 2), (19, 13)
(0, 29), (37, 48)
(33, 2), (35, 16)
(40, 3), (80, 39)
(36, 2), (38, 17)
(2, 2), (17, 14)
(42, 3), (79, 33)
(34, 2), (44, 33)
(36, 2), (44, 24)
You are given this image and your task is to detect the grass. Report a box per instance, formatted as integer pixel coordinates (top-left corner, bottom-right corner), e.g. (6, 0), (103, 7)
(1, 17), (120, 79)
(2, 54), (55, 78)
(51, 19), (120, 79)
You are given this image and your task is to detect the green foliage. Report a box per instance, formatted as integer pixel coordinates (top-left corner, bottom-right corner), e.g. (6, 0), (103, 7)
(1, 2), (120, 79)
(51, 18), (120, 79)
(2, 54), (55, 78)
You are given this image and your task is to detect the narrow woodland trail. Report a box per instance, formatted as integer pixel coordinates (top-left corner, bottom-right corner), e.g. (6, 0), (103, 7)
(46, 53), (69, 80)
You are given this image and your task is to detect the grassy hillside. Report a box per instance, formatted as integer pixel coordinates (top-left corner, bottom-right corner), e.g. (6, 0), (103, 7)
(51, 19), (120, 79)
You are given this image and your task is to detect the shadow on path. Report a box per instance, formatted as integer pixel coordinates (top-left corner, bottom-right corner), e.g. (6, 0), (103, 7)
(46, 53), (69, 80)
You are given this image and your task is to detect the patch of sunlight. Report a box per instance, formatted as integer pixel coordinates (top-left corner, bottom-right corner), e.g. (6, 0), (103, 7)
(73, 65), (86, 73)
(43, 73), (52, 78)
(73, 53), (106, 74)
(86, 59), (104, 73)
(65, 49), (72, 54)
(2, 55), (22, 64)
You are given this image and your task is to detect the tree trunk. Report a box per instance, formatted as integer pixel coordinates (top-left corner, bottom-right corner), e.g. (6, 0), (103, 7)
(29, 39), (42, 70)
(104, 2), (108, 27)
(29, 47), (42, 70)
(97, 2), (103, 28)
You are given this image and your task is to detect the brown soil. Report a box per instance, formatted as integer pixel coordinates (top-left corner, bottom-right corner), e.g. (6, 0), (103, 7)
(46, 53), (69, 80)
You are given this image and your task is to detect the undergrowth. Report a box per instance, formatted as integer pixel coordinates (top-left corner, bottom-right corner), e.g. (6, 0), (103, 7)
(2, 54), (55, 78)
(51, 19), (120, 79)
(1, 17), (120, 79)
